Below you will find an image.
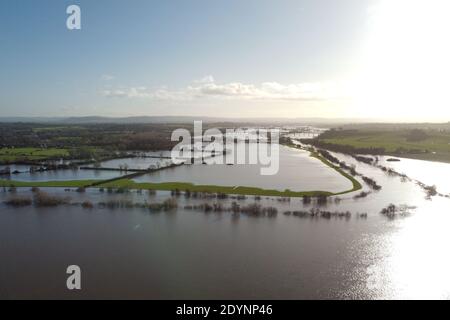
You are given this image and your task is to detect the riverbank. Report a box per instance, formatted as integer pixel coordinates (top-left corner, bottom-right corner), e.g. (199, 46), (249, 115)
(308, 149), (362, 195)
(0, 145), (362, 197)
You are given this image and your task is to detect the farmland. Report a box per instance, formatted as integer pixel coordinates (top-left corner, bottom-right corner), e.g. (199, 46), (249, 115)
(302, 124), (450, 162)
(0, 148), (70, 162)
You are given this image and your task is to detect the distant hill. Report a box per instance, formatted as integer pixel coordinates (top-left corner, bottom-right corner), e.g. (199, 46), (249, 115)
(0, 116), (391, 125)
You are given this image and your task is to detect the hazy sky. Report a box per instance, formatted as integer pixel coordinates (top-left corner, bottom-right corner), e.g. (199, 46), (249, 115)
(1, 0), (449, 121)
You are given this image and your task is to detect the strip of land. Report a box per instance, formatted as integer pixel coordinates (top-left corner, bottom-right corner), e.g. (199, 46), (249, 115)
(0, 180), (100, 188)
(307, 149), (362, 195)
(0, 146), (362, 197)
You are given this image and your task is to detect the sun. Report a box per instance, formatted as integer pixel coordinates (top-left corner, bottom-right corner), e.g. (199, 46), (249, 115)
(352, 0), (450, 121)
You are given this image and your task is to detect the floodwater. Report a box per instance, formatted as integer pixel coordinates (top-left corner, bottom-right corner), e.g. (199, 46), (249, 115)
(378, 156), (450, 194)
(134, 144), (353, 193)
(0, 164), (30, 173)
(1, 151), (450, 299)
(0, 166), (123, 182)
(92, 157), (172, 170)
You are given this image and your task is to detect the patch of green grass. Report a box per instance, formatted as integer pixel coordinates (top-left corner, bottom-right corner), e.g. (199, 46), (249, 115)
(0, 148), (70, 162)
(0, 179), (99, 188)
(315, 129), (450, 162)
(320, 135), (427, 152)
(97, 180), (335, 197)
(0, 177), (356, 198)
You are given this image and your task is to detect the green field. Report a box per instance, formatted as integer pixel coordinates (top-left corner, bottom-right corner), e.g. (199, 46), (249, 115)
(309, 128), (450, 163)
(0, 148), (70, 162)
(0, 179), (100, 188)
(322, 132), (450, 152)
(98, 180), (339, 197)
(0, 178), (358, 198)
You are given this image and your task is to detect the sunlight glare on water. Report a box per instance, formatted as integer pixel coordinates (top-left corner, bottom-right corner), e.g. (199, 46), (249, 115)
(368, 199), (450, 299)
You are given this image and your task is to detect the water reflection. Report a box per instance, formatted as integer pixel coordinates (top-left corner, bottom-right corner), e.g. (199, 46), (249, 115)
(91, 157), (172, 170)
(370, 199), (450, 299)
(378, 156), (450, 194)
(135, 144), (352, 193)
(1, 148), (450, 299)
(0, 167), (123, 182)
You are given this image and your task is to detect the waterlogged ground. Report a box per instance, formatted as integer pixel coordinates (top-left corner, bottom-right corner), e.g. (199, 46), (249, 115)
(134, 144), (353, 193)
(377, 156), (450, 194)
(0, 155), (173, 182)
(0, 165), (123, 182)
(1, 150), (450, 299)
(1, 144), (353, 194)
(89, 157), (173, 170)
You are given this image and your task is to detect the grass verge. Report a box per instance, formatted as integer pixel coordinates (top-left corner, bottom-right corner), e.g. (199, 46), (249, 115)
(97, 180), (335, 197)
(0, 179), (100, 188)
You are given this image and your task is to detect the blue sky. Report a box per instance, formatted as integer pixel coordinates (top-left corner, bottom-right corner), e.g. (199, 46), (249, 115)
(1, 0), (449, 120)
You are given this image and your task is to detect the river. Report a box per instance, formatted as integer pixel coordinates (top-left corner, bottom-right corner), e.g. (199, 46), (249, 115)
(1, 149), (449, 299)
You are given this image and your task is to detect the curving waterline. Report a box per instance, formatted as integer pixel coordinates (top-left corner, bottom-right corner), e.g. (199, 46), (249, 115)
(0, 145), (362, 198)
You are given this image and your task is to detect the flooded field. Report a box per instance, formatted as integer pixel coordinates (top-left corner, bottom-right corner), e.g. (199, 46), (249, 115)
(91, 157), (173, 170)
(0, 167), (123, 182)
(378, 156), (450, 194)
(1, 149), (450, 299)
(0, 153), (174, 182)
(134, 144), (353, 193)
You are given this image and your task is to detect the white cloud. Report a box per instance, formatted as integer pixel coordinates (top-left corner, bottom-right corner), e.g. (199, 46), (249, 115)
(102, 89), (127, 98)
(102, 76), (350, 101)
